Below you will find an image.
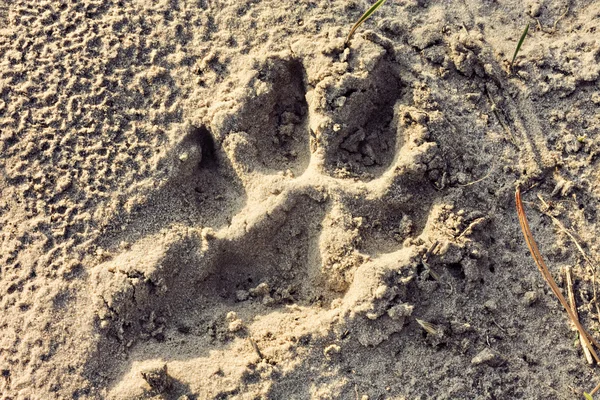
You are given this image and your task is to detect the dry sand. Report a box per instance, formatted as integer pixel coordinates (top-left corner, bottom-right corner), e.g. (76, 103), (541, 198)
(1, 0), (600, 399)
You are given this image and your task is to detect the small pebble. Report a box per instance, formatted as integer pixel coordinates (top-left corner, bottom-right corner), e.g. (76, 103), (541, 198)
(249, 282), (270, 297)
(387, 303), (414, 320)
(228, 319), (244, 333)
(484, 300), (497, 311)
(323, 344), (341, 359)
(522, 291), (538, 306)
(141, 364), (172, 393)
(471, 348), (504, 367)
(262, 295), (275, 306)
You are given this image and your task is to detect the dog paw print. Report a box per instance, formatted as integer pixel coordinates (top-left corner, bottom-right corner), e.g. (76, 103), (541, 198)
(91, 49), (447, 390)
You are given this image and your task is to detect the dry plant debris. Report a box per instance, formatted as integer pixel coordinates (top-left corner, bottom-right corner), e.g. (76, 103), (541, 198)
(516, 187), (600, 397)
(564, 266), (594, 365)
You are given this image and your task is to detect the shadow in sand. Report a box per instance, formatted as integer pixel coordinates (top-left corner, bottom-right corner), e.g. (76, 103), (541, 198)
(97, 124), (247, 251)
(82, 188), (332, 398)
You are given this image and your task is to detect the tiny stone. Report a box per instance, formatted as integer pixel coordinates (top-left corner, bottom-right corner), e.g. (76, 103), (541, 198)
(563, 134), (581, 153)
(334, 96), (346, 108)
(366, 312), (380, 320)
(323, 344), (341, 359)
(387, 303), (414, 320)
(226, 311), (238, 321)
(471, 348), (504, 367)
(141, 364), (172, 393)
(228, 319), (244, 333)
(250, 282), (270, 297)
(262, 295), (275, 306)
(484, 300), (497, 311)
(529, 2), (541, 17)
(450, 321), (472, 335)
(340, 48), (350, 62)
(374, 284), (388, 299)
(455, 172), (468, 184)
(522, 291), (538, 306)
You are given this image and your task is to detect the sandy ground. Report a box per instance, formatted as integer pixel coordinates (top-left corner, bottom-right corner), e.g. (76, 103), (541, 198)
(1, 0), (600, 399)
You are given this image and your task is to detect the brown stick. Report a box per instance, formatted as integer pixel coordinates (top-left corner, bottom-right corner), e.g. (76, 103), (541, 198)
(591, 381), (600, 395)
(515, 187), (600, 363)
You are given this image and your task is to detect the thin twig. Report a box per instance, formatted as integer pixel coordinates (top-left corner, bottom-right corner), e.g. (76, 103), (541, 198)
(457, 165), (495, 187)
(552, 5), (569, 32)
(593, 272), (600, 323)
(249, 337), (264, 359)
(456, 217), (487, 241)
(564, 266), (594, 364)
(533, 4), (569, 34)
(515, 187), (600, 363)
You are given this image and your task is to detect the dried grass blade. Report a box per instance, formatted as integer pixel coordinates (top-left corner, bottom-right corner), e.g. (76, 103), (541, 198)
(538, 194), (600, 327)
(345, 0), (387, 45)
(415, 318), (441, 336)
(515, 187), (600, 363)
(564, 266), (594, 364)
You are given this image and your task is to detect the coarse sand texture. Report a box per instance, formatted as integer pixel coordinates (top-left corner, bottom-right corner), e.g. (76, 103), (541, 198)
(2, 1), (600, 399)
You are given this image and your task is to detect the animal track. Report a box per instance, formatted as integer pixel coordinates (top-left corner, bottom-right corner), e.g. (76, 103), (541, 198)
(6, 0), (594, 398)
(232, 57), (310, 175)
(92, 52), (445, 395)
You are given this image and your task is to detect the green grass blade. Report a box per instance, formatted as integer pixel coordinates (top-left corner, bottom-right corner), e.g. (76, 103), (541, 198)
(510, 22), (530, 72)
(584, 393), (593, 400)
(346, 0), (387, 45)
